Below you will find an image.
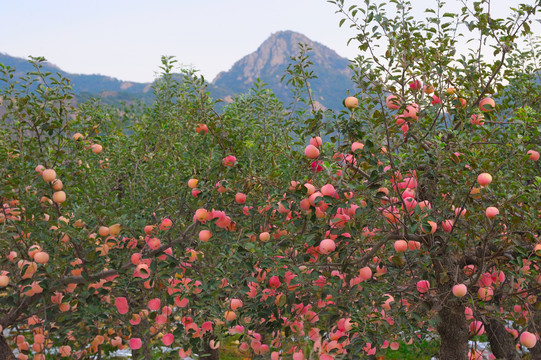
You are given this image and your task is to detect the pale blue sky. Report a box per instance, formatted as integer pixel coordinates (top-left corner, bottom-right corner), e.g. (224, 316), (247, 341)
(1, 0), (538, 83)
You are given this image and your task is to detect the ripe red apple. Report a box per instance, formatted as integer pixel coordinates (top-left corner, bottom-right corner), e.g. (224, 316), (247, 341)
(199, 230), (212, 242)
(319, 239), (336, 254)
(53, 191), (66, 204)
(235, 193), (246, 204)
(305, 145), (320, 159)
(485, 206), (499, 218)
(402, 103), (419, 120)
(42, 169), (56, 182)
(470, 114), (485, 125)
(520, 331), (537, 348)
(423, 84), (434, 94)
(148, 298), (161, 311)
(477, 173), (492, 186)
(416, 280), (430, 293)
(99, 226), (110, 237)
(478, 287), (493, 301)
(162, 333), (174, 346)
(230, 298), (243, 310)
(527, 150), (539, 161)
(359, 266), (372, 281)
(320, 184), (336, 197)
(469, 321), (485, 335)
(310, 136), (322, 147)
(351, 142), (364, 152)
(344, 96), (358, 109)
(386, 95), (401, 110)
(34, 252), (49, 264)
(393, 240), (408, 252)
(259, 232), (270, 242)
(195, 208), (208, 222)
(479, 97), (495, 112)
(129, 338), (142, 350)
(196, 124), (208, 134)
(268, 276), (281, 288)
(52, 179), (63, 191)
(188, 178), (199, 188)
(91, 144), (103, 154)
(409, 80), (422, 91)
(452, 284), (467, 297)
(115, 297), (130, 314)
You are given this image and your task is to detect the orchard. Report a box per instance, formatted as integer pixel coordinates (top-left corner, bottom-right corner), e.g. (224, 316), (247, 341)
(1, 0), (541, 359)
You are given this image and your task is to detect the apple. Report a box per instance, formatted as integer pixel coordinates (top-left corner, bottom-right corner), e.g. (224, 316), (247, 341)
(477, 173), (492, 186)
(359, 266), (372, 281)
(34, 252), (49, 264)
(188, 178), (199, 188)
(91, 144), (103, 154)
(416, 280), (430, 293)
(470, 114), (484, 125)
(319, 239), (336, 254)
(452, 284), (467, 297)
(305, 145), (320, 159)
(129, 338), (142, 350)
(196, 124), (208, 134)
(527, 150), (539, 161)
(409, 80), (422, 91)
(195, 208), (208, 222)
(479, 97), (495, 112)
(386, 95), (401, 110)
(310, 136), (323, 147)
(478, 287), (493, 301)
(394, 240), (408, 252)
(485, 207), (499, 218)
(162, 333), (174, 346)
(52, 191), (66, 203)
(351, 142), (364, 152)
(423, 84), (434, 94)
(41, 169), (56, 182)
(235, 193), (246, 204)
(199, 230), (212, 242)
(520, 331), (537, 348)
(345, 96), (358, 109)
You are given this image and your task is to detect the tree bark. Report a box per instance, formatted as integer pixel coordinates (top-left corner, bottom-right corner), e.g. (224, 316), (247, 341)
(0, 333), (16, 360)
(530, 340), (541, 360)
(484, 317), (520, 360)
(437, 303), (469, 360)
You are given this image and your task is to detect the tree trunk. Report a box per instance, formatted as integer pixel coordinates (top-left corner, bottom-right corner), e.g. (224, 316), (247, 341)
(437, 303), (469, 360)
(530, 341), (541, 360)
(484, 317), (519, 360)
(0, 333), (16, 360)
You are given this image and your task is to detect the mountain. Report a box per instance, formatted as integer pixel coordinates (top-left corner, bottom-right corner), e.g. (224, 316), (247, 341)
(0, 53), (154, 104)
(211, 30), (353, 109)
(1, 31), (354, 109)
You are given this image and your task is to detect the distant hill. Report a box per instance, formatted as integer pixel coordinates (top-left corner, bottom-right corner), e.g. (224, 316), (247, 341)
(0, 53), (154, 105)
(210, 30), (353, 109)
(1, 31), (354, 109)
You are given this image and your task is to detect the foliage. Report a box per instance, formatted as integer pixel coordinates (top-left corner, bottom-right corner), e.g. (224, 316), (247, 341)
(1, 1), (541, 360)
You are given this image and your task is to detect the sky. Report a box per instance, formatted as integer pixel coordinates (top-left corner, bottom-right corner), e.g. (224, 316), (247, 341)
(1, 0), (539, 83)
